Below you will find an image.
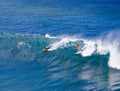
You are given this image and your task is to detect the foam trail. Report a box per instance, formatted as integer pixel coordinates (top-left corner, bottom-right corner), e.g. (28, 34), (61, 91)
(48, 38), (78, 51)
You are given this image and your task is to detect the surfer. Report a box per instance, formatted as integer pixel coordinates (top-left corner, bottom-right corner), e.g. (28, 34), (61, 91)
(18, 40), (24, 46)
(43, 46), (51, 51)
(76, 43), (87, 52)
(74, 44), (83, 54)
(76, 44), (82, 51)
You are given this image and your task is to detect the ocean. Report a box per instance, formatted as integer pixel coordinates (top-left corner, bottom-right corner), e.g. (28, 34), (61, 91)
(0, 0), (120, 91)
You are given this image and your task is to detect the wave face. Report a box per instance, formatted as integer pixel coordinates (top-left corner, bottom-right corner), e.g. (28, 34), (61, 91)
(0, 33), (120, 69)
(1, 32), (120, 69)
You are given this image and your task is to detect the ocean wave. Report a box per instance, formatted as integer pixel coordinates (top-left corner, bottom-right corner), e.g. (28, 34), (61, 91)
(0, 32), (120, 69)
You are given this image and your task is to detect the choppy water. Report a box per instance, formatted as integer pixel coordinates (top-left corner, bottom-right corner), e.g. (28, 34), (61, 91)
(0, 0), (120, 91)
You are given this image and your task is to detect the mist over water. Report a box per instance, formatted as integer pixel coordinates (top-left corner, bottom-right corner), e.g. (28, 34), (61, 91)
(0, 0), (120, 91)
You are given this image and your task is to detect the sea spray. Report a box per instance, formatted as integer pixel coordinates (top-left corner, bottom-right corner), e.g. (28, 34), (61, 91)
(46, 34), (120, 69)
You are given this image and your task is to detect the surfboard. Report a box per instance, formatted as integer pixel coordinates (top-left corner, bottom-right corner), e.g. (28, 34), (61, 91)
(74, 51), (82, 55)
(43, 47), (51, 52)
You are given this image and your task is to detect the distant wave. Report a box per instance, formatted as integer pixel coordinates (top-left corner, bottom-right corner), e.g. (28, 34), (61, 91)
(0, 32), (120, 69)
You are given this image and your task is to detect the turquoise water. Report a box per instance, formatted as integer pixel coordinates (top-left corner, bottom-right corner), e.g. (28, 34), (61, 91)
(0, 0), (120, 90)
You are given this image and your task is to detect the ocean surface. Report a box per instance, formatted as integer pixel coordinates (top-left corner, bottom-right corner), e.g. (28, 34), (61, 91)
(0, 0), (120, 91)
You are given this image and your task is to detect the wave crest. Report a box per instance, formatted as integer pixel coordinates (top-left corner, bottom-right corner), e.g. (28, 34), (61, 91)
(0, 33), (120, 69)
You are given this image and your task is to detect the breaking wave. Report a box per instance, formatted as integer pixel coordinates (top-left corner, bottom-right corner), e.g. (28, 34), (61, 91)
(0, 32), (120, 69)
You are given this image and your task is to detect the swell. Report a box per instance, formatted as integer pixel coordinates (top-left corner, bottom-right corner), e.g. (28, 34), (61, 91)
(0, 32), (119, 69)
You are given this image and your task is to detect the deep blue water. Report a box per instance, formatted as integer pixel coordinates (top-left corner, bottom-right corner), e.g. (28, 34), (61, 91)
(0, 0), (120, 91)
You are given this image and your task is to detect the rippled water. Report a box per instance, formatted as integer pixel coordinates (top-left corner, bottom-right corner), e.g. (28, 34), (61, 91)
(0, 0), (120, 91)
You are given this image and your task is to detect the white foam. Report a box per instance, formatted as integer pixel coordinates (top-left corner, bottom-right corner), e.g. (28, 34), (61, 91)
(80, 40), (96, 56)
(77, 36), (120, 69)
(108, 41), (120, 69)
(45, 34), (56, 39)
(83, 38), (120, 69)
(48, 37), (78, 51)
(96, 40), (109, 55)
(96, 39), (120, 69)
